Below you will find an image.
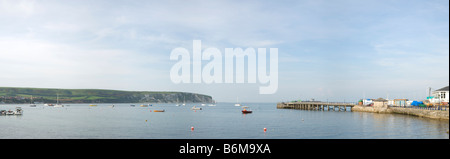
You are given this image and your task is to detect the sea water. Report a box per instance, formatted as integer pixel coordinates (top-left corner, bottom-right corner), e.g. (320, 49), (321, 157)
(0, 103), (448, 139)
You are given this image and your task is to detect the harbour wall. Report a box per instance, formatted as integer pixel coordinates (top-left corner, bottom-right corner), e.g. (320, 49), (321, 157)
(352, 105), (449, 120)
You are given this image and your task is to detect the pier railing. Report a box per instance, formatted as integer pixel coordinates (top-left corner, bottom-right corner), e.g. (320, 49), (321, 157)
(277, 102), (356, 112)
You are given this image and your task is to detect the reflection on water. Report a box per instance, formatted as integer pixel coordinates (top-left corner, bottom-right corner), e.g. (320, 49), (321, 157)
(0, 103), (448, 139)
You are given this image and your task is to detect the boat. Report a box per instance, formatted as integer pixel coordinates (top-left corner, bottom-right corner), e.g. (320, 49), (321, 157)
(29, 95), (36, 107)
(1, 110), (6, 115)
(191, 106), (202, 110)
(45, 104), (54, 106)
(89, 104), (98, 107)
(208, 101), (217, 106)
(241, 106), (252, 114)
(176, 98), (180, 106)
(54, 93), (64, 107)
(14, 107), (23, 115)
(6, 110), (15, 115)
(201, 104), (206, 106)
(235, 97), (242, 106)
(182, 95), (186, 106)
(153, 110), (165, 112)
(130, 104), (135, 107)
(140, 104), (148, 107)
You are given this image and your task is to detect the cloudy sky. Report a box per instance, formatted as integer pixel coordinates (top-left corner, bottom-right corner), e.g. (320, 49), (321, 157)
(0, 0), (448, 102)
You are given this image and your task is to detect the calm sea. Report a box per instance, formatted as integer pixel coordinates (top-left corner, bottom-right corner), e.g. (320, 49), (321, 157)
(0, 103), (448, 139)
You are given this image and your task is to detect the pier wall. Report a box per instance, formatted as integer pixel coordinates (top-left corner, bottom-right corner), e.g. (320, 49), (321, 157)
(352, 105), (449, 120)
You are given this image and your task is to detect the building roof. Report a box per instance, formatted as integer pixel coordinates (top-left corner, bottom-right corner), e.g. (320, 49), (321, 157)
(436, 86), (449, 92)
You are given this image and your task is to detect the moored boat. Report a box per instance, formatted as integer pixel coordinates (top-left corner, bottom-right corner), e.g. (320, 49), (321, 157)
(6, 110), (14, 115)
(191, 106), (202, 110)
(153, 110), (165, 112)
(14, 107), (23, 115)
(242, 106), (252, 114)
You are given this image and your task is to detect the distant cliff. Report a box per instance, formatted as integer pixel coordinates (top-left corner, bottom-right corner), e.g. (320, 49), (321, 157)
(0, 87), (213, 104)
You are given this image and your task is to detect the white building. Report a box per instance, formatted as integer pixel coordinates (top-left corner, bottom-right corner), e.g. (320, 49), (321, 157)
(432, 86), (449, 104)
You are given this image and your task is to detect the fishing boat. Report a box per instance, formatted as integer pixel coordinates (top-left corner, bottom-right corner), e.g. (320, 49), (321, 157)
(153, 110), (165, 112)
(191, 106), (202, 110)
(241, 106), (252, 114)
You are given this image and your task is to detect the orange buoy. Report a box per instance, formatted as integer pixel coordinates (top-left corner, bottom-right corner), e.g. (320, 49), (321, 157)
(191, 126), (194, 131)
(264, 128), (267, 132)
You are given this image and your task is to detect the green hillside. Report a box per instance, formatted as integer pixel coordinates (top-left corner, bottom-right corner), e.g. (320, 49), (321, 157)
(0, 87), (213, 104)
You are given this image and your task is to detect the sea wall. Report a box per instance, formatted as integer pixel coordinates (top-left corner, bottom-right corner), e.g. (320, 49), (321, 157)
(352, 106), (449, 120)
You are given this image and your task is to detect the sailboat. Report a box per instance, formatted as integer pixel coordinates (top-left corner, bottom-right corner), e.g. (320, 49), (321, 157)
(54, 93), (64, 108)
(208, 100), (216, 106)
(234, 97), (242, 106)
(175, 98), (180, 106)
(29, 95), (36, 107)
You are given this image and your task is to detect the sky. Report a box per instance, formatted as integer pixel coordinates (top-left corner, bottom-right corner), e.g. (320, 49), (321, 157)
(0, 0), (448, 103)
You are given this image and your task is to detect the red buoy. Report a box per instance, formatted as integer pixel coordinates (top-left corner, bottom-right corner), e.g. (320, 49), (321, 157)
(191, 126), (194, 131)
(264, 128), (267, 132)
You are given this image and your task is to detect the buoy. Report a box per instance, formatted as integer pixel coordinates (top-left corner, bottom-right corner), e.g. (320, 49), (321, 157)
(263, 128), (267, 132)
(145, 120), (147, 122)
(191, 127), (194, 131)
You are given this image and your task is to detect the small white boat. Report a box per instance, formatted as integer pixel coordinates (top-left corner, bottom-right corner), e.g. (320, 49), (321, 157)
(6, 110), (15, 115)
(54, 94), (64, 107)
(235, 97), (242, 106)
(201, 104), (206, 106)
(14, 107), (23, 115)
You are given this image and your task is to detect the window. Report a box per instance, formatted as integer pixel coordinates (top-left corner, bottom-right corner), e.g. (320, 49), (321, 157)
(441, 92), (446, 99)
